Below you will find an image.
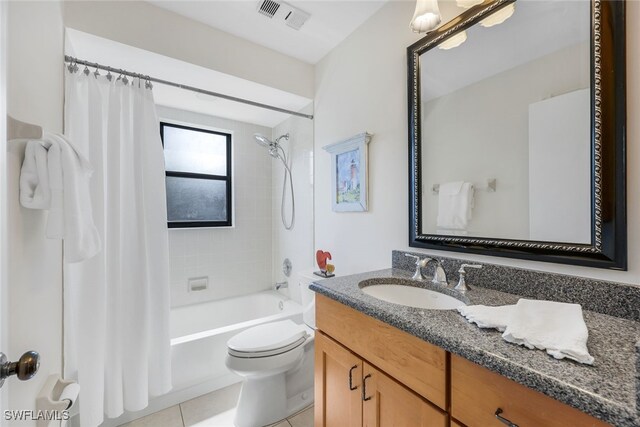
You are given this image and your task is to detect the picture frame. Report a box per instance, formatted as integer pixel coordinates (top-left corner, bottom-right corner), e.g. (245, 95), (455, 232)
(323, 132), (372, 212)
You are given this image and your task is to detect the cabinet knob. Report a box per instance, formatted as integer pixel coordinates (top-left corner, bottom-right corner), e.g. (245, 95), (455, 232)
(495, 408), (519, 427)
(348, 365), (358, 391)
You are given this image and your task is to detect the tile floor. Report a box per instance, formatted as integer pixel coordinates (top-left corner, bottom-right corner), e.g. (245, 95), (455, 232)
(120, 383), (314, 427)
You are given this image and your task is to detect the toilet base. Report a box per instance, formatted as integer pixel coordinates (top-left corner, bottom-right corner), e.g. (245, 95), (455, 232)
(234, 374), (287, 427)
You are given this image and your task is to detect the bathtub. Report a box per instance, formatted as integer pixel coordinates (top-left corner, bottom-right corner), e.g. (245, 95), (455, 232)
(170, 290), (303, 391)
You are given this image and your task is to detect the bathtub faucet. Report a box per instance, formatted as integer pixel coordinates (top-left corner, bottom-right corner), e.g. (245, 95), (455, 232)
(274, 281), (288, 291)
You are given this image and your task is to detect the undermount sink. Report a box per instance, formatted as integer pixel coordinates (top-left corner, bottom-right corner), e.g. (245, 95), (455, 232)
(360, 280), (466, 310)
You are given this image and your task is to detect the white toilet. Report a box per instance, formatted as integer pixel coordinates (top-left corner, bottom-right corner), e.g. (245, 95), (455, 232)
(225, 272), (316, 427)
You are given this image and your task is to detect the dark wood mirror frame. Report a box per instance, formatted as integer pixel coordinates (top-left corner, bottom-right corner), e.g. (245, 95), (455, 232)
(408, 0), (626, 269)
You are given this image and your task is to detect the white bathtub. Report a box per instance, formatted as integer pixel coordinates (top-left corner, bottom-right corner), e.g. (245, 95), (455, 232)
(170, 290), (303, 391)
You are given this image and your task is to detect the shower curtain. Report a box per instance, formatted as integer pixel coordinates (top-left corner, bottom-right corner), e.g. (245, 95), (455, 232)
(63, 69), (172, 426)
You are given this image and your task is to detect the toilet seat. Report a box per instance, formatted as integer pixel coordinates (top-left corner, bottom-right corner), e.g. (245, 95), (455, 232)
(227, 319), (310, 358)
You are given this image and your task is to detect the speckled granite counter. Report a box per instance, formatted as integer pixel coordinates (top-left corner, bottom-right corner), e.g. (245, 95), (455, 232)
(310, 268), (640, 427)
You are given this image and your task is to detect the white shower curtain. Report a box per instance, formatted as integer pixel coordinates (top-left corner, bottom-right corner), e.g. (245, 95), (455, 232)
(63, 69), (172, 427)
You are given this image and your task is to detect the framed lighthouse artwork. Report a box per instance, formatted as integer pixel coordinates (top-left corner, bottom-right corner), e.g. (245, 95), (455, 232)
(323, 132), (372, 212)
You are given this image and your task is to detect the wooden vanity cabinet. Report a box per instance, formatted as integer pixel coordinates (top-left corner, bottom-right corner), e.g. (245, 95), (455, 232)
(451, 355), (611, 427)
(314, 332), (362, 427)
(315, 331), (447, 427)
(315, 294), (612, 427)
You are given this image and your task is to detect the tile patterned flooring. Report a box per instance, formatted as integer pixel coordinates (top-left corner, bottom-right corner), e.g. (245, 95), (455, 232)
(120, 383), (313, 427)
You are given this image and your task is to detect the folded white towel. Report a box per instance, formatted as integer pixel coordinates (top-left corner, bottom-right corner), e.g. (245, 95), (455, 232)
(502, 299), (594, 365)
(457, 304), (515, 331)
(20, 133), (101, 263)
(437, 181), (474, 230)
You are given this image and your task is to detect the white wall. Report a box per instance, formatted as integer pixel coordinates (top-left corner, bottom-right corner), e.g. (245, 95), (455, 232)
(314, 0), (640, 285)
(421, 43), (589, 240)
(314, 1), (421, 276)
(157, 106), (274, 307)
(271, 105), (315, 303)
(61, 1), (314, 99)
(6, 1), (64, 421)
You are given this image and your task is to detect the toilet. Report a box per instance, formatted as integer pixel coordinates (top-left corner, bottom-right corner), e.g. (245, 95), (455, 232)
(225, 272), (317, 427)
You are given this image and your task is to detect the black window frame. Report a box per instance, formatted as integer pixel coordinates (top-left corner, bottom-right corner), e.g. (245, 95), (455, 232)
(160, 121), (233, 228)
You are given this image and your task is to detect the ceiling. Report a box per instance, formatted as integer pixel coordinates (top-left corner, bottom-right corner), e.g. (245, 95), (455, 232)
(66, 28), (313, 128)
(148, 0), (389, 64)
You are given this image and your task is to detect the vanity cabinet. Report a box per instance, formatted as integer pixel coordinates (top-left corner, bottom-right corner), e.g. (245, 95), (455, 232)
(315, 331), (447, 427)
(315, 294), (612, 427)
(451, 355), (610, 427)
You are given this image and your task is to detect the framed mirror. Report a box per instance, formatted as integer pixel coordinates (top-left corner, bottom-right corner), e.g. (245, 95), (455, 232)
(408, 0), (626, 269)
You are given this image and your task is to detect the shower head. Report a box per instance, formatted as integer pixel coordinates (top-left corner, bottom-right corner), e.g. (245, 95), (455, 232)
(254, 133), (273, 148)
(254, 133), (290, 159)
(254, 133), (289, 147)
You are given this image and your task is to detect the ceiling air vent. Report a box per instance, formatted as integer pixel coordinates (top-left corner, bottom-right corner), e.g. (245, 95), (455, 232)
(284, 7), (310, 31)
(258, 0), (281, 18)
(256, 0), (310, 30)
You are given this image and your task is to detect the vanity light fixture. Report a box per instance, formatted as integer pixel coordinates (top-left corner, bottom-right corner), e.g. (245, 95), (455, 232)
(410, 0), (442, 33)
(480, 3), (515, 27)
(456, 0), (483, 9)
(438, 30), (468, 50)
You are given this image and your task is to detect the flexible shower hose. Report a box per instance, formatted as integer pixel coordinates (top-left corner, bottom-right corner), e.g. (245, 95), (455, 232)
(276, 146), (295, 230)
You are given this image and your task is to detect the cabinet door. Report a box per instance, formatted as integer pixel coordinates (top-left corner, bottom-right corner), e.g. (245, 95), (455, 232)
(362, 362), (448, 427)
(315, 332), (363, 427)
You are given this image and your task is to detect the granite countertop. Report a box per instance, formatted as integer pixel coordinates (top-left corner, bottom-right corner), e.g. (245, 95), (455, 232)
(310, 268), (640, 427)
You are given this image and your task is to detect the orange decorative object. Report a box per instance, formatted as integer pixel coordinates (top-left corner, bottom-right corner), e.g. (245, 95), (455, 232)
(316, 250), (332, 271)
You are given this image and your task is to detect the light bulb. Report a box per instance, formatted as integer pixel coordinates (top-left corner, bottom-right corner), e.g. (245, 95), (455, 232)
(410, 0), (442, 33)
(480, 3), (515, 27)
(456, 0), (483, 9)
(438, 31), (468, 50)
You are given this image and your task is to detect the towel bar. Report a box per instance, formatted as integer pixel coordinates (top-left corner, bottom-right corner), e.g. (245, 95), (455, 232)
(432, 178), (496, 194)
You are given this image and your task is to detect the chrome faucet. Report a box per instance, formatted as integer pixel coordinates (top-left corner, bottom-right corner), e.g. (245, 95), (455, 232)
(425, 259), (448, 287)
(274, 281), (288, 291)
(454, 264), (482, 294)
(404, 254), (429, 281)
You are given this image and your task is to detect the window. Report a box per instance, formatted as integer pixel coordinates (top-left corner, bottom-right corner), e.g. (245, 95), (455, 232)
(160, 122), (232, 228)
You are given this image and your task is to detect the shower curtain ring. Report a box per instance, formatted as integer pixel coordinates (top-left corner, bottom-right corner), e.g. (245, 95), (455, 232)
(93, 67), (100, 79)
(106, 70), (113, 82)
(83, 66), (90, 76)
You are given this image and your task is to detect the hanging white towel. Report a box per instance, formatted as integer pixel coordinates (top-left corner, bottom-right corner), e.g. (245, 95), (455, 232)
(502, 299), (594, 365)
(19, 133), (101, 262)
(436, 181), (474, 230)
(457, 304), (515, 332)
(20, 141), (51, 209)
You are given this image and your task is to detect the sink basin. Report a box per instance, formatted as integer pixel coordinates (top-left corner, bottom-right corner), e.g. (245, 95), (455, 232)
(360, 283), (466, 310)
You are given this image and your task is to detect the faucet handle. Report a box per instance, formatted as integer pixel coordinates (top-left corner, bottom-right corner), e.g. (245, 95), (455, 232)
(405, 254), (431, 280)
(459, 264), (482, 272)
(454, 264), (482, 293)
(405, 254), (430, 267)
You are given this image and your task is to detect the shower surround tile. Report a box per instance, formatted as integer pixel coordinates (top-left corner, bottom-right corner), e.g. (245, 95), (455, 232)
(159, 106), (275, 308)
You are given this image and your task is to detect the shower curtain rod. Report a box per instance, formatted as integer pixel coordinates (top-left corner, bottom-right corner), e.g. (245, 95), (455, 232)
(64, 56), (314, 120)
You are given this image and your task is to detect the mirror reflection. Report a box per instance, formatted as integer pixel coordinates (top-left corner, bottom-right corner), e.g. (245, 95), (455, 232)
(419, 0), (591, 244)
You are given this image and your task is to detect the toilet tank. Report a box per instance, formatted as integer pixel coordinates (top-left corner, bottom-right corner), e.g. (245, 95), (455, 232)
(298, 272), (317, 329)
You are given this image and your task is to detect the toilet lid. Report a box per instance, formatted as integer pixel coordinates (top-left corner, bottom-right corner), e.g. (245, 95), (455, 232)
(227, 320), (309, 354)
